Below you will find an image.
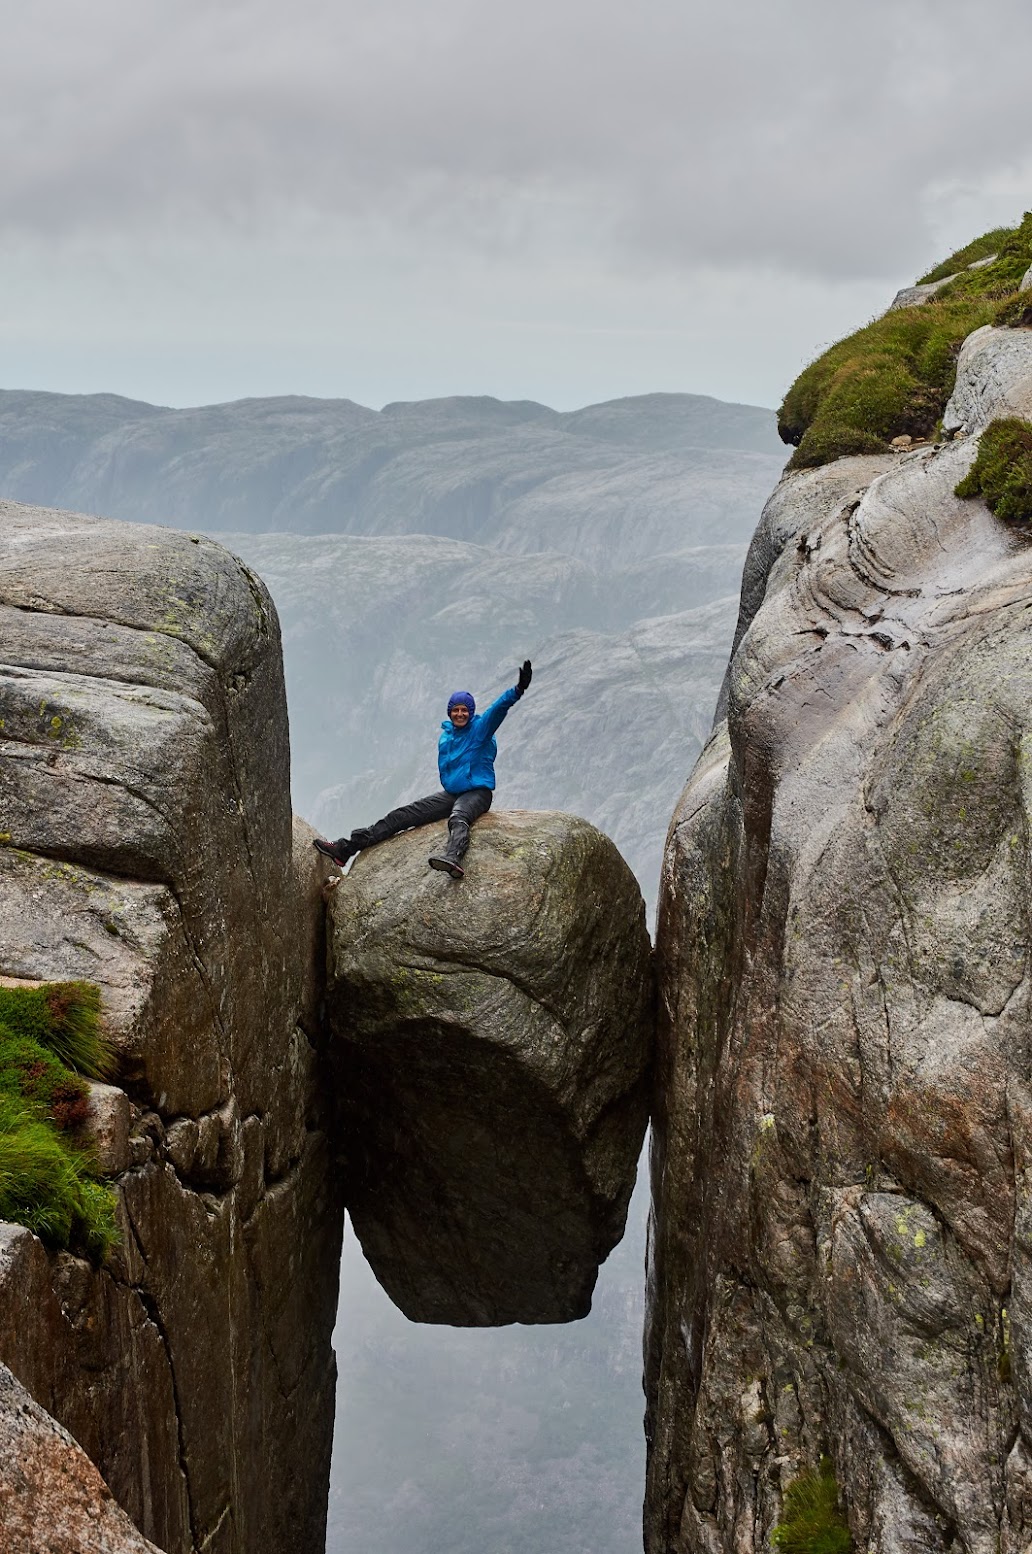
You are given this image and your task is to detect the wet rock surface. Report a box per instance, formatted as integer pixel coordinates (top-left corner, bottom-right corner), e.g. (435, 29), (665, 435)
(0, 506), (342, 1554)
(327, 809), (653, 1325)
(646, 329), (1032, 1551)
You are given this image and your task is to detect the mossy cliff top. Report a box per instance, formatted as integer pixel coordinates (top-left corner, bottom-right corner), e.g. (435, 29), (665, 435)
(778, 214), (1032, 470)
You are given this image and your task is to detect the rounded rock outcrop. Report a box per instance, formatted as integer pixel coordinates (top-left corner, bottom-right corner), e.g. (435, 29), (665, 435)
(0, 504), (342, 1554)
(326, 809), (653, 1326)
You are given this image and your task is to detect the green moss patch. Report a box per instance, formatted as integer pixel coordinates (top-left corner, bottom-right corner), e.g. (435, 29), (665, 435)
(772, 1458), (852, 1554)
(779, 215), (1032, 471)
(0, 982), (118, 1260)
(955, 417), (1032, 523)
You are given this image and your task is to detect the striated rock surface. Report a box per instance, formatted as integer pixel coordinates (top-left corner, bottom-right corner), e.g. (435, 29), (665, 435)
(0, 1361), (162, 1554)
(327, 810), (653, 1325)
(646, 326), (1032, 1550)
(0, 506), (342, 1554)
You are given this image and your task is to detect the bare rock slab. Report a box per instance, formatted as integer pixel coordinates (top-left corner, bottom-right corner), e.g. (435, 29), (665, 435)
(327, 809), (653, 1325)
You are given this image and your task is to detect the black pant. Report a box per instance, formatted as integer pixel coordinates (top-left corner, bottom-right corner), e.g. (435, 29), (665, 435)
(354, 787), (493, 862)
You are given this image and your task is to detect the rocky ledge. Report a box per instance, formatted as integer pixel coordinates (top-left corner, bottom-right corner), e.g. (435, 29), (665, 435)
(326, 810), (653, 1325)
(646, 326), (1032, 1552)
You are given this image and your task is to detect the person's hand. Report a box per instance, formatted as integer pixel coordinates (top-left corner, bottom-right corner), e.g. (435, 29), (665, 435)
(516, 660), (532, 697)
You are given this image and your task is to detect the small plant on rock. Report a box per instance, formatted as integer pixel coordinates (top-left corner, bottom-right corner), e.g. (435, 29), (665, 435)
(772, 1457), (852, 1554)
(955, 418), (1032, 524)
(0, 981), (118, 1260)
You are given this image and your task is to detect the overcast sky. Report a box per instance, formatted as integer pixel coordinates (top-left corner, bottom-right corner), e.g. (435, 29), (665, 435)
(2, 0), (1031, 411)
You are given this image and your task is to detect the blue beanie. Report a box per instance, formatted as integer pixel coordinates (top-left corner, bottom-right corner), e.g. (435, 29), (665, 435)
(447, 691), (476, 715)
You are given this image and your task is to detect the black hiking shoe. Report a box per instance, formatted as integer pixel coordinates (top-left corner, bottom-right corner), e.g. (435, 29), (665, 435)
(428, 854), (464, 881)
(313, 836), (358, 866)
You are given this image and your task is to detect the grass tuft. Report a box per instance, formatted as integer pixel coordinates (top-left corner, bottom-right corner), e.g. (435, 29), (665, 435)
(0, 981), (114, 1078)
(995, 293), (1032, 330)
(0, 1025), (90, 1126)
(772, 1457), (852, 1554)
(778, 214), (1032, 471)
(955, 417), (1032, 524)
(918, 227), (1016, 285)
(0, 982), (118, 1261)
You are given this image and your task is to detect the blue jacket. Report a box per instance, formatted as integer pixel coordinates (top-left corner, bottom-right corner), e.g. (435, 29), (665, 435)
(438, 687), (518, 794)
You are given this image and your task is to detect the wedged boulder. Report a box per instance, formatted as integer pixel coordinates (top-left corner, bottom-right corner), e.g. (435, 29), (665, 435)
(326, 809), (653, 1325)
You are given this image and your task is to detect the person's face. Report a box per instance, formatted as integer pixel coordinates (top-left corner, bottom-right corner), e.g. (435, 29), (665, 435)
(449, 705), (471, 728)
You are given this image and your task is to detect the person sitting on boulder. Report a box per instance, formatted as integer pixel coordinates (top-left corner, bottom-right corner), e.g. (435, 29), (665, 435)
(313, 660), (533, 881)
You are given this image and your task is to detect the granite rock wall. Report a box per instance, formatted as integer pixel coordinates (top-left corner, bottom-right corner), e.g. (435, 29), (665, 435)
(0, 507), (343, 1554)
(646, 328), (1032, 1552)
(0, 504), (657, 1551)
(0, 1360), (163, 1554)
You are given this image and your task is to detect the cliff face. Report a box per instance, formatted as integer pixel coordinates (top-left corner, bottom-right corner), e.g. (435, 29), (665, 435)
(0, 507), (343, 1554)
(646, 326), (1032, 1551)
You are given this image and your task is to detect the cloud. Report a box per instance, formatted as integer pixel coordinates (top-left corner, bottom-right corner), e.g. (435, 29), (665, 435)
(3, 0), (1032, 283)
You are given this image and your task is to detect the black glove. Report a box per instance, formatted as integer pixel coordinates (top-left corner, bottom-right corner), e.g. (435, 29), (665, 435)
(515, 660), (532, 698)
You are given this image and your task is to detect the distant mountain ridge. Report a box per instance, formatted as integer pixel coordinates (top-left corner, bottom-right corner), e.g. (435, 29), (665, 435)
(0, 387), (782, 541)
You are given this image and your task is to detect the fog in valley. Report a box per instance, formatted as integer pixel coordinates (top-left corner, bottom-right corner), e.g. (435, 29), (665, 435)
(0, 382), (783, 1550)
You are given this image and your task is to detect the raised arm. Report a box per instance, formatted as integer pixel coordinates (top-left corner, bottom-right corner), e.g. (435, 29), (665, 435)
(479, 661), (532, 738)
